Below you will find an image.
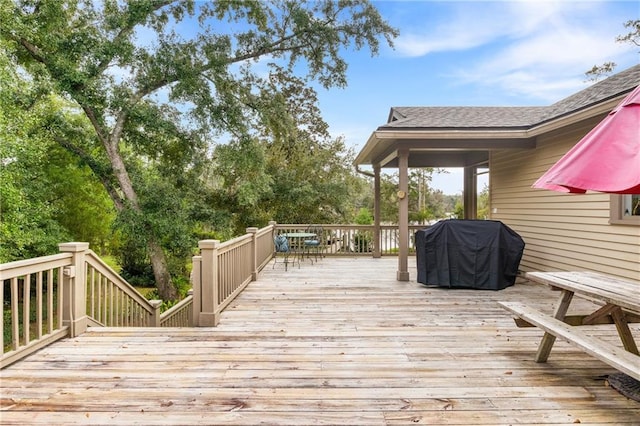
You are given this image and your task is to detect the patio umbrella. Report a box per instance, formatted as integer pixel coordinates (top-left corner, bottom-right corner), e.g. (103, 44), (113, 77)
(533, 84), (640, 194)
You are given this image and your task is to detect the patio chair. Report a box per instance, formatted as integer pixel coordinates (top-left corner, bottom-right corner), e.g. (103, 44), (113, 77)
(303, 225), (324, 262)
(273, 234), (298, 271)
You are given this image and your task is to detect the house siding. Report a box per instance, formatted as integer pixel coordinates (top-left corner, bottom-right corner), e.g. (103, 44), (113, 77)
(490, 116), (640, 282)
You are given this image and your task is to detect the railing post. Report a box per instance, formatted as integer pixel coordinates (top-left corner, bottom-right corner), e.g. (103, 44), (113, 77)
(247, 227), (258, 281)
(191, 255), (202, 326)
(198, 240), (220, 326)
(269, 221), (277, 257)
(149, 300), (162, 327)
(59, 242), (90, 337)
(187, 288), (194, 327)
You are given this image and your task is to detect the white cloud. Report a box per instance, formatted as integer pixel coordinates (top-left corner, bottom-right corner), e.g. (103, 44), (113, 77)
(393, 0), (573, 57)
(392, 1), (638, 103)
(459, 21), (635, 101)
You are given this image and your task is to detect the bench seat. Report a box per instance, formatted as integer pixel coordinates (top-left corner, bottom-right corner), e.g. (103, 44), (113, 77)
(499, 301), (640, 381)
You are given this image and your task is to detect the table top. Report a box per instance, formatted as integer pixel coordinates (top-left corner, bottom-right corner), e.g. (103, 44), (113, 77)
(282, 232), (316, 238)
(525, 271), (640, 313)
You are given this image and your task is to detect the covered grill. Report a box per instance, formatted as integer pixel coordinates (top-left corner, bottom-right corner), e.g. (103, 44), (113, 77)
(416, 220), (525, 290)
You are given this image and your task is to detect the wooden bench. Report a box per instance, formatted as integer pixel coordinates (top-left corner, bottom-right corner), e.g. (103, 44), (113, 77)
(499, 301), (640, 380)
(499, 271), (640, 381)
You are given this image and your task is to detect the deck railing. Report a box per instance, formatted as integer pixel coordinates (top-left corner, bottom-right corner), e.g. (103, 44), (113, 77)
(3, 222), (419, 366)
(85, 250), (162, 327)
(159, 290), (193, 327)
(0, 243), (166, 368)
(274, 224), (425, 255)
(1, 252), (70, 368)
(190, 225), (275, 326)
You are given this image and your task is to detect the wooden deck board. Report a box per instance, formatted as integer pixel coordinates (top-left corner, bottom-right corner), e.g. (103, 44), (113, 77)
(1, 257), (639, 425)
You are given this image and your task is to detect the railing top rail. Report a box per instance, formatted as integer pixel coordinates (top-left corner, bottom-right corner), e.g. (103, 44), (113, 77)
(218, 233), (253, 253)
(160, 294), (193, 322)
(275, 224), (375, 229)
(274, 224), (427, 230)
(85, 250), (155, 313)
(0, 253), (73, 280)
(256, 224), (275, 238)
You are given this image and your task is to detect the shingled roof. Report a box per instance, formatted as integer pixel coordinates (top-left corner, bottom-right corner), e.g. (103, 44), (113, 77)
(381, 64), (640, 131)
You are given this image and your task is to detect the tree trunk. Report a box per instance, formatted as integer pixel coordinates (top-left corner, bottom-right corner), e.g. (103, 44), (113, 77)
(148, 238), (178, 301)
(103, 136), (177, 301)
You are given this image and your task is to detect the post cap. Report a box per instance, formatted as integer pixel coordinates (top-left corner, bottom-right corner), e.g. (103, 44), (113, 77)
(58, 242), (90, 252)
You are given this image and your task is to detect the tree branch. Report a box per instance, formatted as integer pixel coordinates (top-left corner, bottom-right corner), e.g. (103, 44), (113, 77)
(131, 20), (320, 104)
(52, 136), (124, 211)
(92, 0), (176, 78)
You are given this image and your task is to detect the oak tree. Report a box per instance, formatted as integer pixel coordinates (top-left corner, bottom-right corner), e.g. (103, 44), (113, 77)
(2, 0), (397, 300)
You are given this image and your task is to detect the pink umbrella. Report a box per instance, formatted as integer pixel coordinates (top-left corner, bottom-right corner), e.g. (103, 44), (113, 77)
(533, 84), (640, 194)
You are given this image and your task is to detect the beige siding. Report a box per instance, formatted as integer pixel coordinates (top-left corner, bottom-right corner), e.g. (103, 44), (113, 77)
(490, 117), (640, 282)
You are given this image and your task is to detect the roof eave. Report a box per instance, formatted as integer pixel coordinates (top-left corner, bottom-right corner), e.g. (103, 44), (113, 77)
(354, 128), (532, 167)
(353, 93), (626, 167)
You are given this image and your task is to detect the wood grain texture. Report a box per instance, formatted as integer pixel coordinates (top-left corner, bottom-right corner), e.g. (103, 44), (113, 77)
(499, 301), (640, 380)
(2, 257), (639, 425)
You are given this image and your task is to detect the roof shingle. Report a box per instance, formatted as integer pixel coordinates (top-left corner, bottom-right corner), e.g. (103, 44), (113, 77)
(380, 64), (640, 131)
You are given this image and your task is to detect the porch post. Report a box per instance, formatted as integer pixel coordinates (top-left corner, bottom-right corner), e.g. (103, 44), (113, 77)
(59, 242), (89, 337)
(373, 164), (381, 258)
(397, 149), (410, 281)
(463, 166), (477, 219)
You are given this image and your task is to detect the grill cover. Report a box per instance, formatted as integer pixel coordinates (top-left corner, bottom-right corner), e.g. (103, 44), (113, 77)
(416, 220), (525, 290)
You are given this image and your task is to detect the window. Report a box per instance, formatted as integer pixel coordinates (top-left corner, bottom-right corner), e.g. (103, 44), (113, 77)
(610, 194), (640, 225)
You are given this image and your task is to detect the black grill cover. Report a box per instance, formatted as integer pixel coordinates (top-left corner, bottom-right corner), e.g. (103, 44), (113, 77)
(416, 220), (525, 290)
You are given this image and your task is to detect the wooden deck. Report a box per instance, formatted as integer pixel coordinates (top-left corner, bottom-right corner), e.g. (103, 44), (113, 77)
(2, 257), (639, 425)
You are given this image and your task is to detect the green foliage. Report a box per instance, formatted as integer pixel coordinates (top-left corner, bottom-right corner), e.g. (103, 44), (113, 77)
(0, 147), (72, 262)
(586, 19), (639, 81)
(442, 194), (462, 216)
(144, 276), (192, 312)
(0, 47), (114, 262)
(477, 184), (490, 220)
(113, 168), (197, 286)
(263, 135), (362, 226)
(44, 147), (116, 252)
(353, 232), (372, 253)
(376, 169), (450, 224)
(585, 62), (616, 82)
(209, 136), (274, 234)
(615, 19), (640, 48)
(354, 208), (373, 225)
(2, 0), (397, 300)
(113, 231), (155, 288)
(410, 208), (434, 224)
(453, 201), (464, 219)
(353, 208), (373, 253)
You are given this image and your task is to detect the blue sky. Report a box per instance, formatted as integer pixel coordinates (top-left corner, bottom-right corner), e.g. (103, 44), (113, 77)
(314, 0), (639, 194)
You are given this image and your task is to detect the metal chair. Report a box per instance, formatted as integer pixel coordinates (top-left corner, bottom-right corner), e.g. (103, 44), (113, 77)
(303, 225), (324, 263)
(273, 234), (298, 271)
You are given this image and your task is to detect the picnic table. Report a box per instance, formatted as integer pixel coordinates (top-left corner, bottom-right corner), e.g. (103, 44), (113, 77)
(499, 271), (640, 381)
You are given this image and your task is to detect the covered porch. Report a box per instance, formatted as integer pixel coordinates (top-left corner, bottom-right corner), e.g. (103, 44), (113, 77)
(354, 107), (538, 281)
(2, 257), (638, 424)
